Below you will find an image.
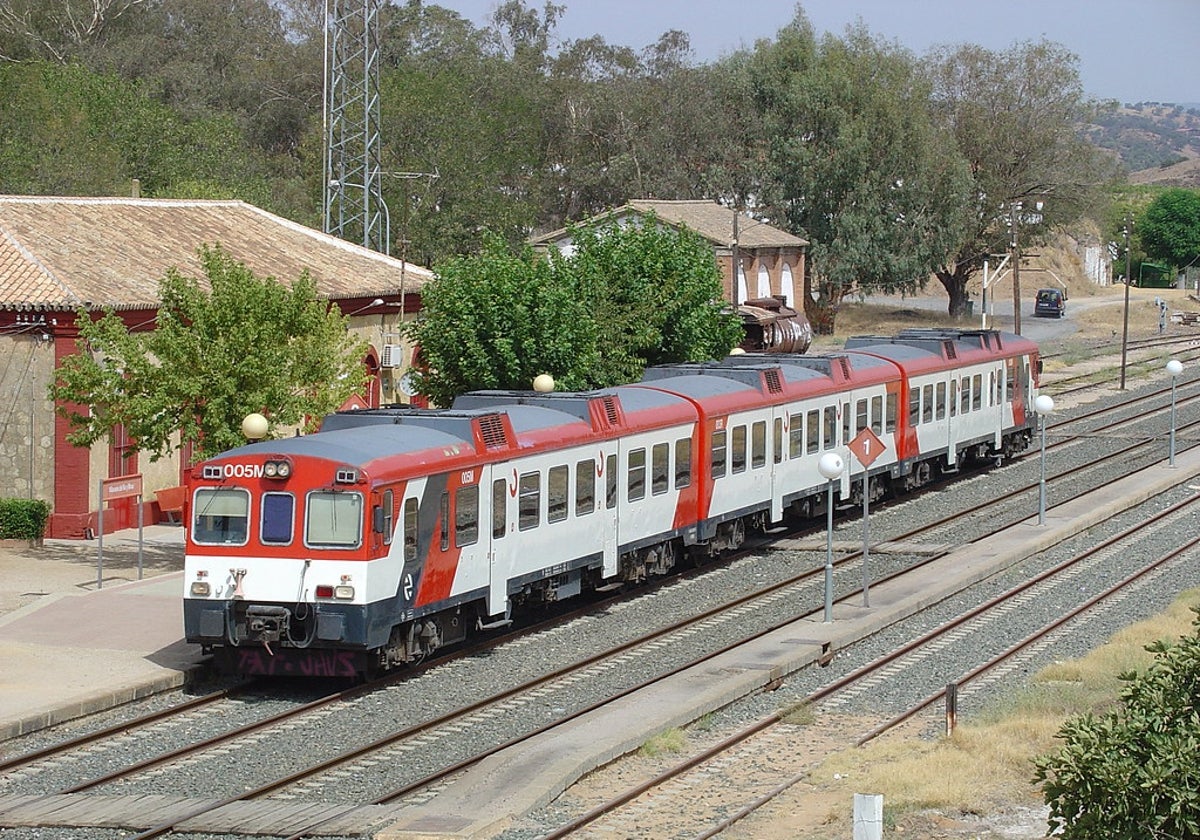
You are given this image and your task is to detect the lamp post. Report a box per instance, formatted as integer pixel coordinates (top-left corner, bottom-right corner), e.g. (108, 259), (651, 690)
(1034, 395), (1054, 524)
(818, 452), (845, 622)
(1166, 360), (1183, 467)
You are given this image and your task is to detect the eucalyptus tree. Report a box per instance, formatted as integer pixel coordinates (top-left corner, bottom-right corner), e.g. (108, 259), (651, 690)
(926, 39), (1121, 317)
(749, 15), (973, 333)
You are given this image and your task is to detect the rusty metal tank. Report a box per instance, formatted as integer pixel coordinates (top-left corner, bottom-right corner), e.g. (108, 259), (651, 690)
(737, 295), (813, 354)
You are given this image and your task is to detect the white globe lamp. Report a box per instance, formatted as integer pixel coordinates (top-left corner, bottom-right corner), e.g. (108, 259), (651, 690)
(241, 412), (269, 441)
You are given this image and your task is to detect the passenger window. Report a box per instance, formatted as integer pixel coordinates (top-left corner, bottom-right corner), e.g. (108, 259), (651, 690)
(751, 420), (767, 469)
(674, 438), (691, 489)
(973, 374), (983, 409)
(711, 429), (727, 478)
(789, 412), (804, 458)
(936, 382), (947, 420)
(731, 425), (747, 473)
(651, 442), (669, 495)
(870, 396), (883, 434)
(950, 380), (958, 417)
(961, 377), (971, 414)
(491, 479), (506, 539)
(455, 484), (479, 545)
(548, 465), (568, 522)
(576, 460), (595, 516)
(841, 401), (852, 445)
(909, 387), (920, 426)
(823, 406), (836, 449)
(518, 471), (540, 530)
(807, 409), (820, 453)
(404, 497), (419, 559)
(439, 492), (449, 551)
(628, 448), (646, 501)
(606, 454), (617, 509)
(886, 392), (897, 433)
(922, 385), (933, 423)
(773, 417), (783, 464)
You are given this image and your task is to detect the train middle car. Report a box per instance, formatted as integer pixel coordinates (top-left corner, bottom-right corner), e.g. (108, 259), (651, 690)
(182, 328), (1040, 676)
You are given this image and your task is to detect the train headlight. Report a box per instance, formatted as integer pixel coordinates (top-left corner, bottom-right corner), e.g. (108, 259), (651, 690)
(334, 585), (354, 600)
(264, 458), (292, 479)
(190, 581), (211, 596)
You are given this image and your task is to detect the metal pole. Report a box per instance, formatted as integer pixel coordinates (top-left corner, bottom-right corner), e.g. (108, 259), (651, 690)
(1120, 216), (1132, 390)
(861, 471), (870, 608)
(96, 480), (104, 590)
(1010, 203), (1022, 336)
(824, 478), (834, 623)
(137, 492), (144, 580)
(1038, 414), (1048, 525)
(1170, 377), (1178, 467)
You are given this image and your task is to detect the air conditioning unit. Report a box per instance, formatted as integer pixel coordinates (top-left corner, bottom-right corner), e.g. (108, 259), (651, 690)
(380, 344), (403, 368)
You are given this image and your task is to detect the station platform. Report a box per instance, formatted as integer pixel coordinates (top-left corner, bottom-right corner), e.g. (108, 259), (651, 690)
(1, 451), (1198, 838)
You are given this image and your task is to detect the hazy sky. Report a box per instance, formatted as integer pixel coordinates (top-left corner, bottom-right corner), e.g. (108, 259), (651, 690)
(435, 0), (1199, 105)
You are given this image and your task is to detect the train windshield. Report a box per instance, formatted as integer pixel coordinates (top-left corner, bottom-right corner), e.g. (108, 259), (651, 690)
(192, 488), (250, 545)
(305, 490), (364, 548)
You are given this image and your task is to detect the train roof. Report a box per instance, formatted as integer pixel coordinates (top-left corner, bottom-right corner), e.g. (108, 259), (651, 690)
(844, 328), (1036, 373)
(208, 421), (475, 468)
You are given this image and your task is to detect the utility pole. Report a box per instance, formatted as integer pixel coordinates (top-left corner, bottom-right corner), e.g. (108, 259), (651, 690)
(731, 209), (740, 307)
(1010, 202), (1022, 336)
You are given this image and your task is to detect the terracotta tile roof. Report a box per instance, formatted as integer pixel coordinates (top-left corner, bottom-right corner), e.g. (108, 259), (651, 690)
(0, 196), (432, 311)
(530, 199), (808, 250)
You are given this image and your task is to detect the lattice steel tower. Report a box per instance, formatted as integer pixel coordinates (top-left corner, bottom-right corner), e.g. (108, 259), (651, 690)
(323, 0), (387, 253)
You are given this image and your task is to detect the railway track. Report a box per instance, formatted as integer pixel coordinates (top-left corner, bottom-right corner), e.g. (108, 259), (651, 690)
(1, 372), (1197, 837)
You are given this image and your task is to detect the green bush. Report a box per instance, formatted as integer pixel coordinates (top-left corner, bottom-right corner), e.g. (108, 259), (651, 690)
(1034, 607), (1200, 839)
(0, 498), (51, 540)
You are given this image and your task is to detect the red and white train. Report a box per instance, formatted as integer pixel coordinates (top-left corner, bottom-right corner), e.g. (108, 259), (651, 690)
(182, 328), (1041, 676)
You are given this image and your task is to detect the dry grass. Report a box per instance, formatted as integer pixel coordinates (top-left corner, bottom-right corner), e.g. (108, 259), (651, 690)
(808, 589), (1200, 825)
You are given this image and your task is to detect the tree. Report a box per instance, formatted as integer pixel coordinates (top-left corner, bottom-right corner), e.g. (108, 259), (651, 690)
(749, 16), (973, 333)
(1138, 188), (1200, 272)
(1034, 608), (1200, 839)
(403, 219), (742, 404)
(49, 245), (369, 461)
(927, 40), (1121, 318)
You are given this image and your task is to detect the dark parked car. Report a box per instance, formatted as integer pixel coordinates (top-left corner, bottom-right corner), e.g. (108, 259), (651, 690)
(1034, 288), (1067, 318)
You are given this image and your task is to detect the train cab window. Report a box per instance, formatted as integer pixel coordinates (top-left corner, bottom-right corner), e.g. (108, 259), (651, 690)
(518, 471), (540, 530)
(492, 479), (507, 539)
(973, 374), (983, 409)
(651, 443), (669, 495)
(576, 460), (596, 516)
(936, 382), (947, 420)
(548, 465), (569, 522)
(305, 490), (363, 548)
(922, 384), (934, 423)
(675, 438), (692, 488)
(605, 454), (618, 509)
(456, 484), (479, 545)
(909, 387), (920, 426)
(773, 417), (783, 464)
(628, 448), (646, 501)
(404, 498), (419, 559)
(751, 421), (767, 469)
(807, 409), (820, 453)
(885, 392), (897, 433)
(789, 412), (804, 458)
(193, 487), (250, 545)
(261, 492), (294, 545)
(823, 406), (837, 449)
(380, 489), (394, 545)
(731, 425), (747, 473)
(711, 429), (727, 479)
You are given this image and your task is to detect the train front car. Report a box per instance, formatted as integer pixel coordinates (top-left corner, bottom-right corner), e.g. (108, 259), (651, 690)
(182, 417), (485, 677)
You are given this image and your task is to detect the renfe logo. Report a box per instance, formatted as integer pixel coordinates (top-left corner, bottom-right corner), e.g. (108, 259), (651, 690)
(216, 463), (266, 478)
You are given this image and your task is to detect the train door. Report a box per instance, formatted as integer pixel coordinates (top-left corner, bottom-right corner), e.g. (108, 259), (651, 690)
(598, 449), (619, 579)
(483, 463), (518, 618)
(769, 408), (784, 523)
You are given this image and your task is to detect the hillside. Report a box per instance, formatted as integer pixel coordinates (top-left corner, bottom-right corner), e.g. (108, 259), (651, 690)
(1086, 101), (1200, 187)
